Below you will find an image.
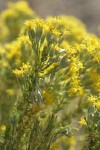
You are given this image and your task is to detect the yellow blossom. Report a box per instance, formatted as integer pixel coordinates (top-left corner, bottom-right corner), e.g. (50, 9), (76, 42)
(21, 62), (31, 70)
(90, 69), (100, 90)
(25, 20), (35, 29)
(32, 103), (44, 114)
(52, 43), (60, 51)
(0, 59), (9, 68)
(1, 9), (18, 20)
(6, 89), (15, 96)
(43, 90), (54, 106)
(18, 35), (32, 47)
(79, 117), (87, 126)
(67, 137), (75, 145)
(95, 101), (100, 109)
(39, 63), (58, 77)
(51, 142), (59, 150)
(0, 125), (6, 131)
(88, 95), (100, 109)
(9, 1), (34, 16)
(1, 1), (34, 21)
(12, 69), (25, 77)
(25, 18), (45, 30)
(88, 95), (97, 104)
(5, 41), (21, 60)
(0, 46), (5, 54)
(12, 62), (31, 77)
(52, 29), (61, 37)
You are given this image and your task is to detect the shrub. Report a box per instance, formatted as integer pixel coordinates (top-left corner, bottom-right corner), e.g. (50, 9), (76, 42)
(0, 1), (100, 150)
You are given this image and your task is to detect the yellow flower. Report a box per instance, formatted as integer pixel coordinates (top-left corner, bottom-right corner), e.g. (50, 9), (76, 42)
(88, 95), (97, 104)
(79, 117), (87, 126)
(1, 9), (18, 20)
(46, 17), (61, 25)
(0, 59), (9, 68)
(5, 41), (21, 60)
(21, 62), (31, 70)
(95, 101), (100, 109)
(18, 35), (32, 47)
(52, 29), (61, 37)
(25, 20), (35, 29)
(1, 1), (34, 21)
(60, 136), (75, 146)
(6, 89), (15, 96)
(10, 1), (34, 16)
(25, 18), (45, 30)
(0, 46), (5, 54)
(43, 90), (54, 106)
(39, 63), (58, 77)
(32, 103), (43, 114)
(67, 137), (75, 145)
(12, 69), (25, 77)
(51, 142), (59, 150)
(90, 69), (100, 90)
(51, 43), (60, 51)
(0, 125), (6, 131)
(88, 95), (100, 109)
(12, 62), (31, 77)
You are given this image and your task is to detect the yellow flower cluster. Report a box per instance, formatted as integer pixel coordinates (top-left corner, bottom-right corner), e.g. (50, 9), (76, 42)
(90, 69), (100, 91)
(83, 35), (100, 63)
(43, 90), (54, 106)
(68, 56), (84, 95)
(6, 88), (15, 96)
(1, 1), (34, 20)
(0, 125), (6, 132)
(0, 20), (9, 42)
(12, 62), (31, 77)
(58, 16), (87, 44)
(52, 29), (61, 37)
(25, 18), (45, 30)
(0, 46), (9, 67)
(0, 1), (35, 41)
(88, 95), (100, 109)
(51, 142), (59, 150)
(8, 1), (34, 16)
(5, 41), (21, 60)
(39, 63), (58, 77)
(79, 117), (87, 126)
(66, 137), (75, 145)
(18, 35), (32, 47)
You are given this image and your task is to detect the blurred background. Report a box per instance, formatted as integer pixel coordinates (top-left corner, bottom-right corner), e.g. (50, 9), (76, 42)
(0, 0), (100, 35)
